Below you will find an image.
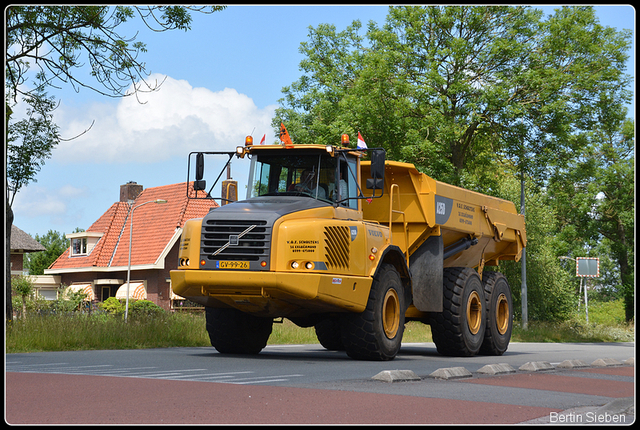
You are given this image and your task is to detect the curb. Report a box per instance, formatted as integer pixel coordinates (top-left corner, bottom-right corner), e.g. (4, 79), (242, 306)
(371, 356), (634, 382)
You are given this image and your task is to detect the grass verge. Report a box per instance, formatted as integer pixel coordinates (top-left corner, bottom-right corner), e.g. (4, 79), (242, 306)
(6, 300), (634, 354)
(6, 312), (210, 353)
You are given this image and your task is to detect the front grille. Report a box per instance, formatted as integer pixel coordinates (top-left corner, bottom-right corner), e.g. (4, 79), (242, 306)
(324, 226), (350, 270)
(201, 220), (270, 262)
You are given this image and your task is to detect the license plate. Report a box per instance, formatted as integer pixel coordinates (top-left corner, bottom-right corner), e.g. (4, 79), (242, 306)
(216, 261), (249, 270)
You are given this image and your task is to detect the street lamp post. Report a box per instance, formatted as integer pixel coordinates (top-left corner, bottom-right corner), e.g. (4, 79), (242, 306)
(124, 199), (167, 322)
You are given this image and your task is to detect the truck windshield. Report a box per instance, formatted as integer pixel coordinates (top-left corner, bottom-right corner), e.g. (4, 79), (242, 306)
(247, 151), (338, 204)
(247, 151), (357, 208)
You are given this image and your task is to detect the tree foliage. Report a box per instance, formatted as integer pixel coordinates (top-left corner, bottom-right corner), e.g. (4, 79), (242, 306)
(275, 6), (631, 186)
(6, 85), (60, 207)
(547, 108), (634, 320)
(24, 229), (77, 275)
(5, 6), (225, 101)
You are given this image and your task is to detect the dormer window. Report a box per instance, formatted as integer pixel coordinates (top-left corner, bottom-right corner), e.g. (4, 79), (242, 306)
(67, 232), (104, 257)
(72, 238), (87, 255)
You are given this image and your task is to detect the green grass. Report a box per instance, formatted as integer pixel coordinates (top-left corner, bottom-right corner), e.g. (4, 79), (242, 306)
(6, 299), (633, 354)
(511, 298), (634, 343)
(6, 312), (211, 353)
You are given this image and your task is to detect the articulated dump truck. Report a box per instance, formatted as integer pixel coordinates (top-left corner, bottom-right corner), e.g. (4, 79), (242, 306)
(170, 135), (527, 361)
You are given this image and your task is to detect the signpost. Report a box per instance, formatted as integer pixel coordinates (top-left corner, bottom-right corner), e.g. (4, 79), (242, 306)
(575, 257), (599, 324)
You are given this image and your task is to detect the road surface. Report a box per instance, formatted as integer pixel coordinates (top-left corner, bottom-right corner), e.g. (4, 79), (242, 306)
(6, 341), (635, 424)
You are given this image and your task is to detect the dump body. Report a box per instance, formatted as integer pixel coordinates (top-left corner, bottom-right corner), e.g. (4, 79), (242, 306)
(362, 160), (526, 269)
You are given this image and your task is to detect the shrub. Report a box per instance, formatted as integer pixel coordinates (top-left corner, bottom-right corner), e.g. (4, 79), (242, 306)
(99, 297), (125, 316)
(128, 300), (165, 319)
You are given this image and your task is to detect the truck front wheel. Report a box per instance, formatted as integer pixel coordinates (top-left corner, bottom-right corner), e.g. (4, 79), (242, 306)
(340, 264), (405, 361)
(429, 267), (486, 356)
(479, 272), (513, 355)
(315, 318), (345, 351)
(205, 307), (273, 354)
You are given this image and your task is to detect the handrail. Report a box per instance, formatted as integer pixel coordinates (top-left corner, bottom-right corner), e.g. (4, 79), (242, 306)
(389, 184), (409, 266)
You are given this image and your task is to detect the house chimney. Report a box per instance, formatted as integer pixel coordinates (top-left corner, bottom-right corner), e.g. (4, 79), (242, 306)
(120, 181), (143, 202)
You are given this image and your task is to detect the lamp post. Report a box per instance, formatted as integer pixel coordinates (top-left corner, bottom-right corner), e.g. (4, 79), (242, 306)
(124, 199), (167, 322)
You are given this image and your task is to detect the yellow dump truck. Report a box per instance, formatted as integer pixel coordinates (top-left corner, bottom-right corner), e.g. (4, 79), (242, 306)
(170, 135), (526, 360)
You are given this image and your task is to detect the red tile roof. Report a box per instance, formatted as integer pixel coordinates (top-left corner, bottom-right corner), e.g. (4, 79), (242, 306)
(48, 182), (217, 271)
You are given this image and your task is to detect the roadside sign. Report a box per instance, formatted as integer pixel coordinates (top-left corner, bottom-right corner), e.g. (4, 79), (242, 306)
(576, 257), (599, 278)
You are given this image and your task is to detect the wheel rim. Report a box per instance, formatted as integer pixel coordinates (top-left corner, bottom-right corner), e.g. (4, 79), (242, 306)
(382, 289), (400, 339)
(496, 293), (509, 335)
(467, 290), (482, 335)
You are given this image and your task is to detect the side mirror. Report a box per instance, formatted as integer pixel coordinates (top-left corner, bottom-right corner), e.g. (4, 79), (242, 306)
(366, 149), (385, 190)
(194, 153), (206, 191)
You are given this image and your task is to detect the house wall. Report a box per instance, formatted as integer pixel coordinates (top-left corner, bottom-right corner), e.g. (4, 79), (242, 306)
(10, 252), (25, 275)
(58, 241), (180, 311)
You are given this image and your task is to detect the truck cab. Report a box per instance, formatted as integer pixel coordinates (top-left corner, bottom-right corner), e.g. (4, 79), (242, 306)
(171, 140), (397, 314)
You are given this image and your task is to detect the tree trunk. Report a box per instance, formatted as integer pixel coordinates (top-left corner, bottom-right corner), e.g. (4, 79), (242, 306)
(21, 296), (27, 319)
(6, 201), (14, 323)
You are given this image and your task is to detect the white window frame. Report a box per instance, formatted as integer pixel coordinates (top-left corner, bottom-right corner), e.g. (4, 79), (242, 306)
(66, 232), (104, 257)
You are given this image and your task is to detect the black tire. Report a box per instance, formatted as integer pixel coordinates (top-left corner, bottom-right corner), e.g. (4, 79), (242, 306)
(340, 264), (405, 361)
(429, 267), (486, 356)
(479, 272), (513, 355)
(205, 307), (273, 354)
(315, 319), (345, 351)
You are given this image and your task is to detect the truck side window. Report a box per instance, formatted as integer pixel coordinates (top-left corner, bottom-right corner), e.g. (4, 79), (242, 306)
(339, 158), (358, 210)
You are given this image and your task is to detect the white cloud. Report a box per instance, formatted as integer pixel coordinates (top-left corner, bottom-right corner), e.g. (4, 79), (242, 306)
(12, 180), (99, 235)
(13, 185), (67, 217)
(12, 183), (89, 228)
(53, 74), (276, 164)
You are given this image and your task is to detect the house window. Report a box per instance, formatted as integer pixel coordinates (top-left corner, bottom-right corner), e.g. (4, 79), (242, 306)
(67, 231), (103, 257)
(72, 238), (87, 256)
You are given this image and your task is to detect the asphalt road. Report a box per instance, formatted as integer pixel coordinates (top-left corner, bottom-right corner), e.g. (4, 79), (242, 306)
(6, 341), (635, 424)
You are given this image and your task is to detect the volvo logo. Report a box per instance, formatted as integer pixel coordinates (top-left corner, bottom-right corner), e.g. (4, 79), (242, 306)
(211, 225), (256, 256)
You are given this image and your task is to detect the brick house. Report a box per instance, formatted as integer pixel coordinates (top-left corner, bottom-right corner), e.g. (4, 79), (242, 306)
(45, 181), (218, 310)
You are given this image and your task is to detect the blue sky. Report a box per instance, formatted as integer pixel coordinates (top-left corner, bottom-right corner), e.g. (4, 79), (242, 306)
(11, 5), (635, 240)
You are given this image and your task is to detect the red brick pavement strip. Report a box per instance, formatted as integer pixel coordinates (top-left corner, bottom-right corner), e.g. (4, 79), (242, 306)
(459, 368), (634, 398)
(574, 366), (635, 377)
(5, 372), (559, 425)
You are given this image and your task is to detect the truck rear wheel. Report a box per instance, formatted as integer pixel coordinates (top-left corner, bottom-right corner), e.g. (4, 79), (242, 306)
(340, 264), (405, 361)
(205, 307), (273, 354)
(429, 267), (486, 356)
(315, 319), (345, 351)
(479, 272), (513, 355)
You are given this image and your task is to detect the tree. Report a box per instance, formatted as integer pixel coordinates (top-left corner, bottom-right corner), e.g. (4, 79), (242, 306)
(24, 229), (75, 275)
(11, 275), (34, 319)
(548, 112), (634, 321)
(496, 176), (576, 322)
(5, 5), (226, 323)
(274, 5), (633, 323)
(592, 118), (634, 321)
